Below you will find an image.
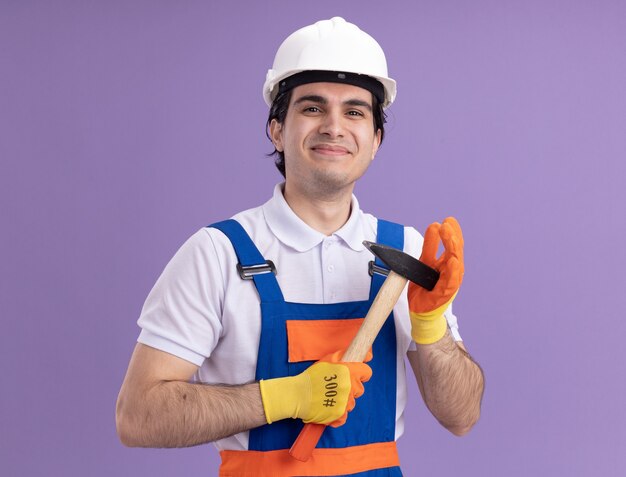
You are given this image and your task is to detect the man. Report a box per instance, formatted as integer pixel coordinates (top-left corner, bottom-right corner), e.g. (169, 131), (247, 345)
(116, 17), (484, 476)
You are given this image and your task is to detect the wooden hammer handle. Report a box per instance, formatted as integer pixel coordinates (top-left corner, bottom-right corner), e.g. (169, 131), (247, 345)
(289, 271), (408, 461)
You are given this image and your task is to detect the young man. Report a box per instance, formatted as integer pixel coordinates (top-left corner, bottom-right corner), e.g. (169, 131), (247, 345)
(116, 17), (484, 476)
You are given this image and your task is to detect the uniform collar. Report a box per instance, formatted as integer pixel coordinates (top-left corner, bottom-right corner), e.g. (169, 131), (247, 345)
(263, 183), (366, 252)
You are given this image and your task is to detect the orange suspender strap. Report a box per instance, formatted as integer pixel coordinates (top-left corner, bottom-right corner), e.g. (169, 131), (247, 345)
(219, 441), (400, 476)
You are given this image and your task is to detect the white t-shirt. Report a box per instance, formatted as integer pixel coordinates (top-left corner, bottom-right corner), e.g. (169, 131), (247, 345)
(137, 183), (461, 451)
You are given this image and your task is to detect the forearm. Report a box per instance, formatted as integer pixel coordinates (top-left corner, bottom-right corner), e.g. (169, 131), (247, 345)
(116, 380), (266, 448)
(408, 329), (484, 435)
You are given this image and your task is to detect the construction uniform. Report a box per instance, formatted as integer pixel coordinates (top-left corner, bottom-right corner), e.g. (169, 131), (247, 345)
(137, 184), (461, 476)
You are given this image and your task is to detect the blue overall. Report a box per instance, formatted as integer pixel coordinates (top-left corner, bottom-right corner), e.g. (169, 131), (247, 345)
(210, 218), (404, 477)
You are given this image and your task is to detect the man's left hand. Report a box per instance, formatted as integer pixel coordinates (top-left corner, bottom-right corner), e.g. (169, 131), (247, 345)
(408, 217), (464, 344)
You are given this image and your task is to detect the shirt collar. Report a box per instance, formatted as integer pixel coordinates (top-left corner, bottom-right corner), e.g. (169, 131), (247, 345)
(262, 183), (366, 252)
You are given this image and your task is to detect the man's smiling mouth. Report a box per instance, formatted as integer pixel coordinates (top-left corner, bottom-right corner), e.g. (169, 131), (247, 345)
(311, 144), (351, 155)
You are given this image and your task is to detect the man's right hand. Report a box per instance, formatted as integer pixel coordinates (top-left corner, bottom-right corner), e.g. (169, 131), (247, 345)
(259, 351), (372, 427)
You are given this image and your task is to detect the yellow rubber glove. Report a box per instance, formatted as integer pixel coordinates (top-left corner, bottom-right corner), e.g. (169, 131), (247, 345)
(259, 350), (372, 427)
(408, 217), (464, 344)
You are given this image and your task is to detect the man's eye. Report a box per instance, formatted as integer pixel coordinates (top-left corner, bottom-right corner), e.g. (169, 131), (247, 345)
(304, 106), (321, 113)
(347, 110), (364, 117)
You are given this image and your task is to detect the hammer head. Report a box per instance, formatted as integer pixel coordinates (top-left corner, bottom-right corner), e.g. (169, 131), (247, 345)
(363, 241), (440, 291)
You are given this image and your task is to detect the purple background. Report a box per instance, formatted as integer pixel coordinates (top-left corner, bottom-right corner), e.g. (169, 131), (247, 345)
(2, 1), (625, 476)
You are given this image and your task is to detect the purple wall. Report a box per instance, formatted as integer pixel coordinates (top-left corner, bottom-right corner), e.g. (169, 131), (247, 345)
(2, 1), (625, 475)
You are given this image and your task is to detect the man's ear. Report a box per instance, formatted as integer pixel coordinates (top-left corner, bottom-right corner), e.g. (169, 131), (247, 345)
(269, 119), (284, 152)
(371, 128), (382, 160)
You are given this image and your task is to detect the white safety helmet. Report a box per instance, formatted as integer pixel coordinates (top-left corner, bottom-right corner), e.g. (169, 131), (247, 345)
(263, 17), (396, 108)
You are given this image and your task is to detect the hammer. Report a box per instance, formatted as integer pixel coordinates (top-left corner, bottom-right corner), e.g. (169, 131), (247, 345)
(289, 240), (440, 461)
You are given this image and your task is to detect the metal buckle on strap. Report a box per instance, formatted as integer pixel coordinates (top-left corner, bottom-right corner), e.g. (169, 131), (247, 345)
(237, 260), (277, 280)
(368, 260), (390, 277)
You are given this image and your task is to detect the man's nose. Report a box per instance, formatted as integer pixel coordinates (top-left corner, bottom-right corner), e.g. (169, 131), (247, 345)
(318, 110), (345, 138)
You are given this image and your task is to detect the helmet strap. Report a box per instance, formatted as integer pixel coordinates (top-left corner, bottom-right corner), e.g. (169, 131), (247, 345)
(277, 70), (384, 104)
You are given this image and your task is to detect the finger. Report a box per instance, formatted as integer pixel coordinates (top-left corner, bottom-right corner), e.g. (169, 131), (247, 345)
(352, 379), (365, 398)
(435, 256), (462, 298)
(420, 222), (441, 266)
(443, 217), (464, 247)
(443, 217), (464, 263)
(357, 363), (373, 382)
(322, 349), (344, 363)
(451, 236), (464, 276)
(439, 223), (460, 258)
(345, 393), (356, 412)
(447, 235), (464, 276)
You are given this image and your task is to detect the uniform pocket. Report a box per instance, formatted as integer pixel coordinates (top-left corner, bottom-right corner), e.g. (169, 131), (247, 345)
(286, 318), (366, 362)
